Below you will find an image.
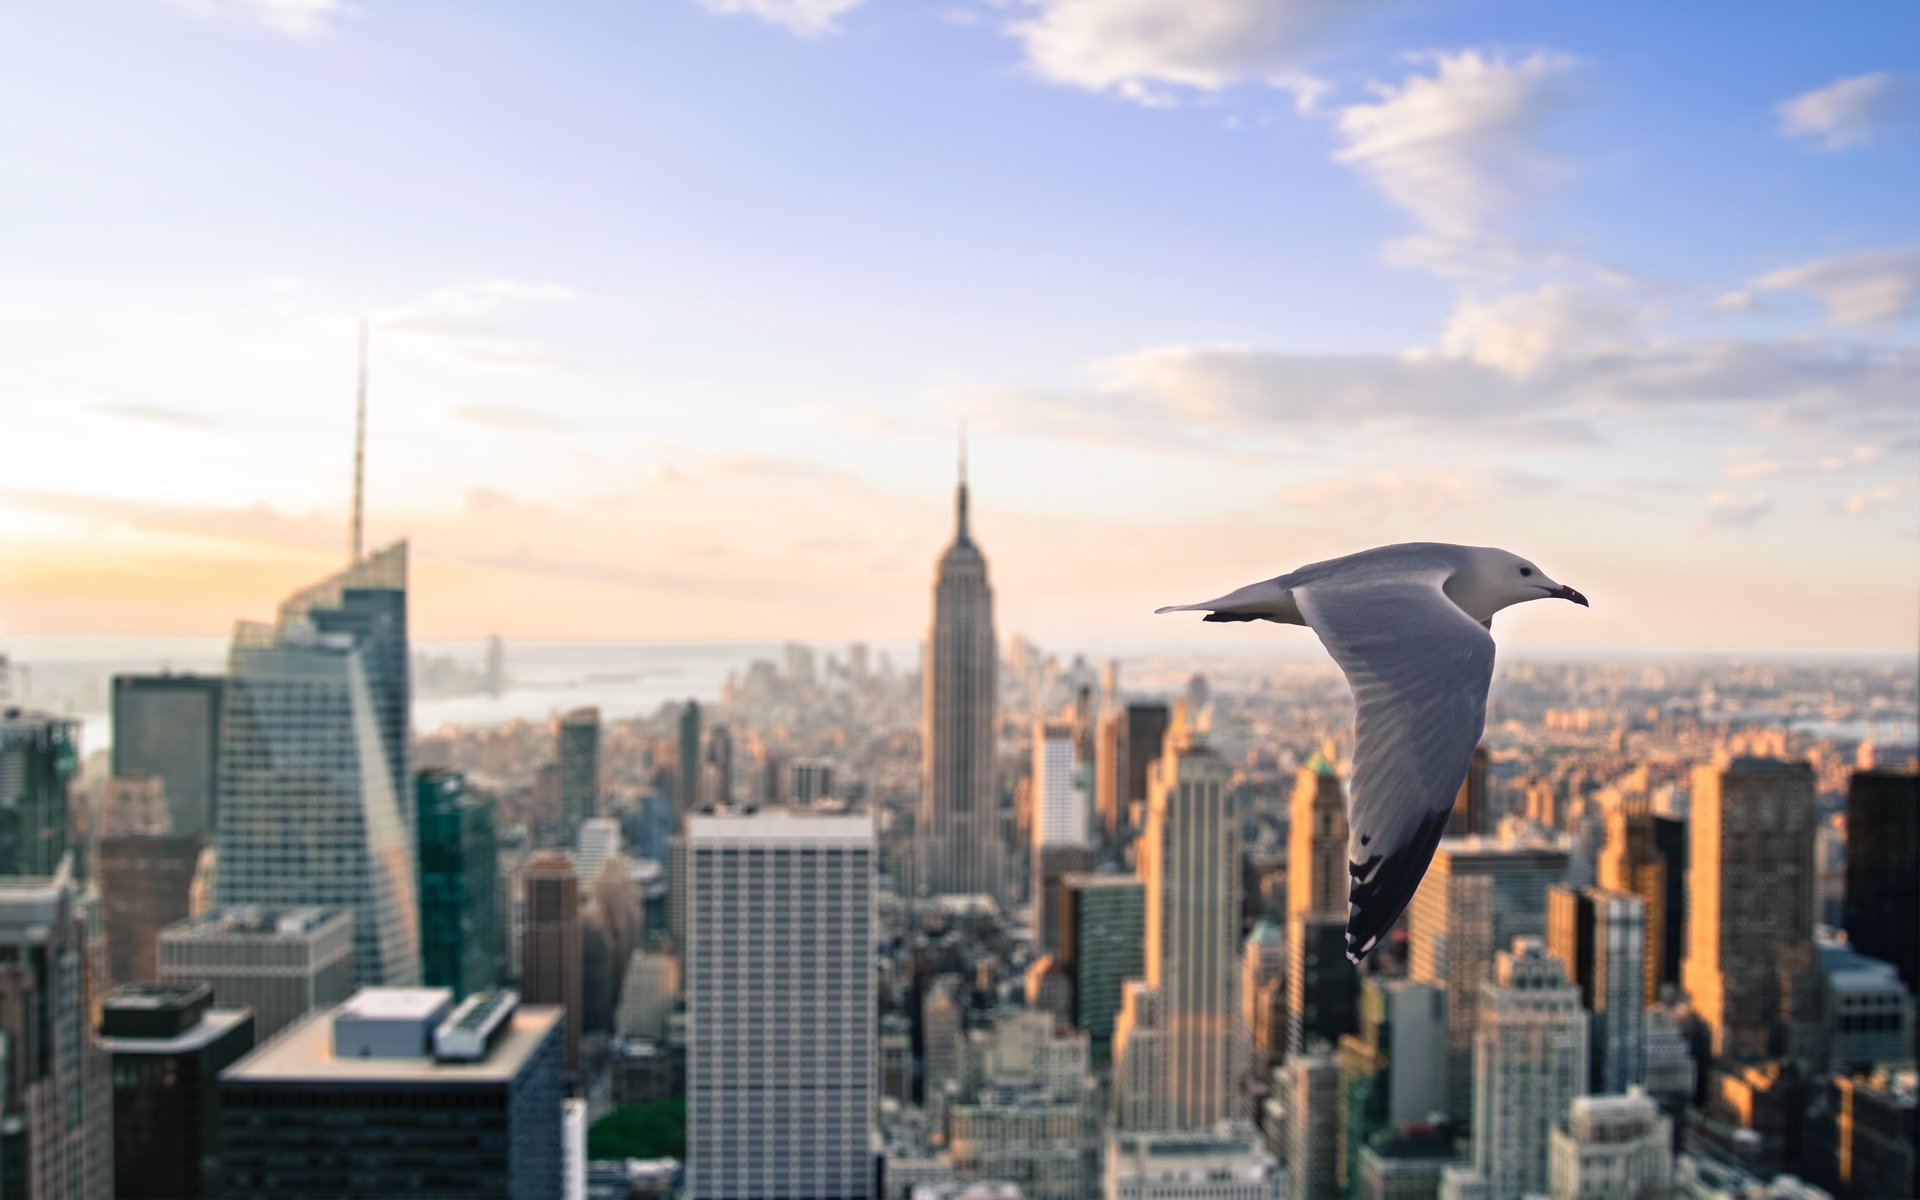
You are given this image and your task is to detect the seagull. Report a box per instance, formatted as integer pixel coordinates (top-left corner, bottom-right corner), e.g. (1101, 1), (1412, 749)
(1155, 542), (1588, 964)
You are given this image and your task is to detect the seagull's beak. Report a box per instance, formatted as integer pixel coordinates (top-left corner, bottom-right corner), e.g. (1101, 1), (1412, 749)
(1549, 583), (1589, 607)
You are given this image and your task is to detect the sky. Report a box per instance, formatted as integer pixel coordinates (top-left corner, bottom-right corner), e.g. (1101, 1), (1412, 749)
(2, 0), (1917, 650)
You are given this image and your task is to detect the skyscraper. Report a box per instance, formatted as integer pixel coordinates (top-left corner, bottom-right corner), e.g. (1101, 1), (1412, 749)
(1032, 720), (1090, 952)
(1548, 1090), (1673, 1200)
(918, 448), (1001, 901)
(1598, 794), (1687, 1004)
(416, 768), (500, 1000)
(559, 707), (601, 829)
(99, 831), (202, 984)
(1095, 709), (1125, 848)
(215, 589), (420, 987)
(1111, 981), (1173, 1132)
(686, 812), (875, 1199)
(0, 854), (114, 1200)
(1060, 872), (1145, 1064)
(1844, 767), (1918, 991)
(520, 851), (583, 1073)
(1683, 757), (1818, 1060)
(1124, 703), (1172, 835)
(1277, 1047), (1343, 1200)
(678, 700), (702, 813)
(0, 710), (78, 879)
(111, 673), (225, 837)
(1546, 884), (1646, 1093)
(1446, 744), (1489, 839)
(1288, 912), (1359, 1056)
(1409, 834), (1570, 1119)
(1288, 750), (1348, 922)
(1471, 939), (1589, 1200)
(159, 906), (356, 1044)
(1337, 978), (1447, 1195)
(1140, 704), (1240, 1128)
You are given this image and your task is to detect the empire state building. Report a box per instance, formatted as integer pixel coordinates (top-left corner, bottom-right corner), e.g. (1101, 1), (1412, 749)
(917, 447), (1002, 902)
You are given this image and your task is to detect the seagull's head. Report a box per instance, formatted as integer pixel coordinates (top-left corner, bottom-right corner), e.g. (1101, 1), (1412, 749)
(1460, 547), (1589, 623)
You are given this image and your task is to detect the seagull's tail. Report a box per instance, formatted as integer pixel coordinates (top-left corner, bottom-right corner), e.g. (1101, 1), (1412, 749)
(1154, 578), (1294, 624)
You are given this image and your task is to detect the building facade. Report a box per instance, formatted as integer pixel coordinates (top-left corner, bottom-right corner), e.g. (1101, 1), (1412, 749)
(1060, 873), (1145, 1064)
(1547, 884), (1647, 1093)
(1288, 752), (1348, 921)
(559, 708), (600, 830)
(520, 852), (583, 1073)
(1843, 768), (1917, 991)
(99, 832), (202, 985)
(1471, 940), (1590, 1200)
(1547, 1089), (1673, 1200)
(158, 906), (356, 1044)
(110, 673), (225, 838)
(417, 768), (500, 1000)
(0, 711), (78, 879)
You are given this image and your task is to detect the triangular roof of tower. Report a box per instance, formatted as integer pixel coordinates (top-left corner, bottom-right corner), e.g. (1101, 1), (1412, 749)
(278, 540), (409, 627)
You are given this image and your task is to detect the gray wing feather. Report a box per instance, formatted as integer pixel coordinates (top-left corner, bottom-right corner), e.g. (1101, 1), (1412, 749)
(1292, 563), (1495, 963)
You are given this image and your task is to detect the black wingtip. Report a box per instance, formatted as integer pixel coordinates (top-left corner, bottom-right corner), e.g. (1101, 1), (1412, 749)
(1202, 612), (1261, 623)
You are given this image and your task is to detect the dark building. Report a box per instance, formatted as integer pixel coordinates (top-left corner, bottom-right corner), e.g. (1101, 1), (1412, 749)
(111, 673), (224, 838)
(521, 852), (583, 1072)
(559, 708), (600, 830)
(0, 710), (78, 879)
(1445, 743), (1488, 838)
(610, 1037), (685, 1106)
(99, 833), (202, 985)
(99, 983), (256, 1200)
(1844, 768), (1918, 992)
(417, 768), (501, 1000)
(1059, 873), (1145, 1064)
(677, 700), (702, 813)
(1288, 912), (1359, 1057)
(1807, 1069), (1917, 1200)
(219, 987), (565, 1200)
(1122, 703), (1171, 833)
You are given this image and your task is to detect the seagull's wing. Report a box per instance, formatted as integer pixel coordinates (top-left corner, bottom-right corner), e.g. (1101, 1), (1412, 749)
(1292, 563), (1495, 963)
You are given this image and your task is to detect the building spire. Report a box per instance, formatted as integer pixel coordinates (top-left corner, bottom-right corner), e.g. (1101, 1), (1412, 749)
(955, 421), (970, 541)
(351, 317), (367, 564)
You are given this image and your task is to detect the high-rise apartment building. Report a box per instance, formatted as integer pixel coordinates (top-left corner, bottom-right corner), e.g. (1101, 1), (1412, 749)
(1598, 795), (1686, 1004)
(1547, 1089), (1673, 1200)
(98, 983), (256, 1200)
(1471, 939), (1589, 1200)
(0, 710), (78, 879)
(919, 453), (1001, 902)
(99, 831), (202, 984)
(520, 851), (583, 1073)
(215, 554), (420, 987)
(686, 812), (875, 1200)
(0, 854), (113, 1200)
(1547, 884), (1646, 1093)
(1844, 767), (1917, 991)
(1288, 751), (1348, 922)
(559, 707), (601, 829)
(159, 906), (355, 1043)
(1059, 872), (1144, 1063)
(111, 673), (225, 837)
(219, 987), (565, 1199)
(678, 700), (702, 813)
(1683, 758), (1818, 1060)
(1140, 705), (1239, 1128)
(1031, 721), (1089, 953)
(1409, 834), (1569, 1119)
(417, 768), (500, 1000)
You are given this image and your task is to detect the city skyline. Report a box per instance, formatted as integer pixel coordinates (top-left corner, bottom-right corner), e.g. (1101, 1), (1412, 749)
(2, 2), (1917, 649)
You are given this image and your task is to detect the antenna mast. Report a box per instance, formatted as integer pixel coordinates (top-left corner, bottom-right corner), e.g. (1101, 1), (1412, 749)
(351, 318), (367, 563)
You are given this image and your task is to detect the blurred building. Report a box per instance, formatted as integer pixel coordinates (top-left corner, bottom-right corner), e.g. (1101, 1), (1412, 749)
(615, 948), (680, 1041)
(1547, 1089), (1672, 1200)
(0, 709), (79, 878)
(98, 831), (202, 985)
(1598, 795), (1687, 1005)
(1843, 768), (1917, 992)
(1446, 745), (1490, 839)
(678, 699), (702, 813)
(1031, 720), (1088, 953)
(559, 707), (601, 829)
(1338, 979), (1448, 1194)
(1471, 939), (1589, 1200)
(1123, 703), (1171, 839)
(1288, 751), (1347, 921)
(1547, 884), (1647, 1093)
(520, 851), (583, 1073)
(1805, 1067), (1915, 1200)
(1111, 981), (1171, 1132)
(1288, 912), (1358, 1056)
(1815, 936), (1914, 1071)
(1105, 1123), (1285, 1200)
(417, 767), (500, 1000)
(1060, 873), (1144, 1065)
(1275, 1047), (1343, 1200)
(110, 673), (224, 838)
(158, 906), (355, 1044)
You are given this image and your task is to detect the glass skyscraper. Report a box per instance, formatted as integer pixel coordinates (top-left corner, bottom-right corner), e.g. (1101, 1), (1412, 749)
(0, 710), (78, 878)
(110, 673), (224, 837)
(416, 767), (500, 1000)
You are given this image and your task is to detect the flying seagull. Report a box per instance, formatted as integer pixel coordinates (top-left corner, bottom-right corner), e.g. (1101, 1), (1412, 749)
(1156, 542), (1588, 964)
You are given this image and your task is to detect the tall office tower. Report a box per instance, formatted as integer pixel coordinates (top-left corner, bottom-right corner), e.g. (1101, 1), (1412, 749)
(615, 949), (680, 1040)
(1095, 710), (1126, 847)
(1446, 744), (1490, 839)
(0, 710), (77, 878)
(1546, 884), (1646, 1093)
(923, 973), (967, 1108)
(706, 724), (734, 806)
(1471, 939), (1589, 1200)
(1101, 659), (1120, 710)
(878, 1014), (913, 1106)
(98, 983), (255, 1200)
(666, 831), (688, 947)
(575, 816), (623, 891)
(1598, 794), (1687, 1004)
(1338, 979), (1448, 1195)
(520, 851), (583, 1073)
(1123, 703), (1172, 835)
(272, 542), (409, 822)
(1140, 705), (1240, 1128)
(1547, 1090), (1673, 1200)
(111, 673), (225, 837)
(1033, 719), (1092, 952)
(1276, 1047), (1343, 1200)
(1683, 758), (1818, 1060)
(1288, 912), (1359, 1055)
(559, 707), (601, 829)
(416, 768), (500, 1000)
(0, 854), (113, 1200)
(918, 449), (1001, 903)
(99, 831), (202, 984)
(1111, 981), (1173, 1132)
(159, 906), (355, 1042)
(686, 812), (875, 1200)
(1409, 835), (1569, 1120)
(1808, 1070), (1918, 1200)
(1106, 1124), (1286, 1200)
(1288, 751), (1348, 921)
(1844, 767), (1918, 990)
(215, 615), (419, 988)
(220, 988), (565, 1199)
(1241, 919), (1286, 1068)
(1060, 873), (1144, 1063)
(678, 700), (702, 813)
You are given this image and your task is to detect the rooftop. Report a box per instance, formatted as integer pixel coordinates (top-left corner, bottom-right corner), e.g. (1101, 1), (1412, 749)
(689, 810), (875, 845)
(339, 987), (452, 1023)
(166, 905), (348, 939)
(99, 1005), (253, 1057)
(223, 998), (563, 1086)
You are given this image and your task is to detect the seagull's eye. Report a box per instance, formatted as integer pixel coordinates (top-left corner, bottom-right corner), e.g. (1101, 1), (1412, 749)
(1519, 567), (1533, 577)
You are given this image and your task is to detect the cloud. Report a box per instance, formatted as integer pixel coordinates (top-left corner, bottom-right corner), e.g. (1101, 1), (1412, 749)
(694, 0), (866, 36)
(1277, 467), (1556, 518)
(1334, 50), (1581, 241)
(1437, 284), (1641, 377)
(379, 280), (579, 367)
(449, 405), (565, 432)
(1719, 442), (1887, 482)
(84, 403), (215, 429)
(1738, 246), (1920, 327)
(1845, 483), (1906, 515)
(1699, 492), (1774, 531)
(1777, 72), (1919, 152)
(1002, 0), (1386, 105)
(163, 0), (355, 37)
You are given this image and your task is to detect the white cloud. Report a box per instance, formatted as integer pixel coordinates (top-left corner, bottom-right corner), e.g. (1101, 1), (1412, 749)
(1437, 285), (1641, 377)
(695, 0), (867, 37)
(1334, 50), (1581, 240)
(1700, 492), (1774, 531)
(1846, 483), (1906, 515)
(164, 0), (355, 37)
(1777, 72), (1919, 151)
(1277, 467), (1555, 518)
(379, 280), (579, 368)
(1003, 0), (1385, 105)
(1741, 246), (1920, 327)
